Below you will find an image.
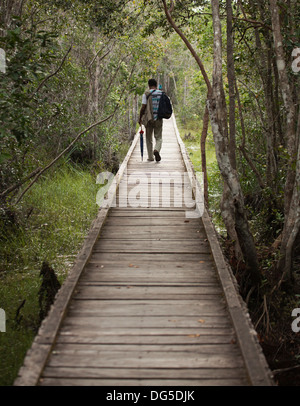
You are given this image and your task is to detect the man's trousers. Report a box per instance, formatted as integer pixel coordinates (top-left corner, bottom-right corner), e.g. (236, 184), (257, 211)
(145, 119), (163, 160)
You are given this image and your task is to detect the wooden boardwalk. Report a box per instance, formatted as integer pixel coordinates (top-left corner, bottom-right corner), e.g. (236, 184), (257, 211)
(14, 117), (273, 386)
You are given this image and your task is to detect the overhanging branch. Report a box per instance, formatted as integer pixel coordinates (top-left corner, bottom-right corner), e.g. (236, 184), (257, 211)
(14, 113), (114, 205)
(30, 45), (72, 98)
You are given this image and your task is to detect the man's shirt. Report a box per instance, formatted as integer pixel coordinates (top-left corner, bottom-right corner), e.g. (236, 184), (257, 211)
(142, 89), (163, 120)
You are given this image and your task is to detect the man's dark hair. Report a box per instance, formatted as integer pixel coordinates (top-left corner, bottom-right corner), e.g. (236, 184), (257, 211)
(148, 78), (157, 88)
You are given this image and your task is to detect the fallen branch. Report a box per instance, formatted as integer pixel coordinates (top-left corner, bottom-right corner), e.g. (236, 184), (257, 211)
(236, 0), (271, 30)
(88, 39), (116, 70)
(272, 364), (300, 375)
(30, 45), (72, 98)
(0, 167), (42, 200)
(162, 0), (212, 97)
(14, 113), (114, 205)
(254, 294), (267, 330)
(239, 146), (265, 189)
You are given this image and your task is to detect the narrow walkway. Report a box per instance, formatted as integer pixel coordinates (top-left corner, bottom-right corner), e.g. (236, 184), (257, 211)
(15, 118), (273, 386)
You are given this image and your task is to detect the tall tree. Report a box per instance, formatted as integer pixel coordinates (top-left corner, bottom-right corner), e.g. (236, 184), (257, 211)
(269, 0), (299, 281)
(162, 0), (261, 285)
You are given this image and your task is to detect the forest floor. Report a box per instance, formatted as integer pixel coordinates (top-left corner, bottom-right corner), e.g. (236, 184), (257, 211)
(222, 216), (300, 386)
(257, 266), (300, 386)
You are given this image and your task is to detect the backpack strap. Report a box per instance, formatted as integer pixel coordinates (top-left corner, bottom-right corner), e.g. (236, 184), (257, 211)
(146, 89), (157, 99)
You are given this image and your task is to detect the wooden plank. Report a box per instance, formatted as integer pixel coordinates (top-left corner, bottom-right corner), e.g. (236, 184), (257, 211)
(92, 240), (211, 254)
(61, 315), (231, 328)
(74, 283), (221, 291)
(107, 209), (191, 217)
(121, 180), (188, 187)
(100, 223), (204, 229)
(83, 259), (216, 271)
(67, 298), (225, 305)
(41, 366), (247, 380)
(47, 343), (242, 355)
(73, 285), (223, 301)
(103, 218), (202, 227)
(120, 172), (187, 177)
(56, 333), (236, 345)
(39, 377), (248, 386)
(83, 266), (216, 272)
(117, 191), (193, 198)
(77, 280), (220, 286)
(78, 281), (218, 287)
(79, 275), (218, 285)
(123, 181), (190, 187)
(117, 188), (193, 196)
(99, 225), (205, 232)
(45, 351), (246, 369)
(67, 301), (226, 317)
(97, 233), (207, 242)
(74, 294), (220, 301)
(58, 327), (230, 337)
(88, 252), (213, 263)
(67, 310), (227, 320)
(80, 264), (217, 273)
(79, 276), (215, 285)
(126, 165), (186, 171)
(116, 185), (193, 191)
(115, 204), (196, 210)
(81, 272), (217, 280)
(82, 263), (216, 273)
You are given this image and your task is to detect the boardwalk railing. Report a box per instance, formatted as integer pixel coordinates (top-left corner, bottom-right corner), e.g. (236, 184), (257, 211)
(14, 115), (274, 386)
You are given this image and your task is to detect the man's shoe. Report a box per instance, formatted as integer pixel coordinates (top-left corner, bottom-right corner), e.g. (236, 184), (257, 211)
(154, 150), (161, 162)
(147, 158), (154, 162)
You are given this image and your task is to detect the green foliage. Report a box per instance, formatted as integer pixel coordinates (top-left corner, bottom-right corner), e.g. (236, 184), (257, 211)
(0, 21), (57, 146)
(0, 164), (99, 385)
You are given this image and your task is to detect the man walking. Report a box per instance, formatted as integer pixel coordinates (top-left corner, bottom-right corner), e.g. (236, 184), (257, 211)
(139, 79), (163, 162)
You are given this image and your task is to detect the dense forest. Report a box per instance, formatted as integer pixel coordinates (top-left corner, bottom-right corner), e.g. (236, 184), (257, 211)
(0, 0), (299, 386)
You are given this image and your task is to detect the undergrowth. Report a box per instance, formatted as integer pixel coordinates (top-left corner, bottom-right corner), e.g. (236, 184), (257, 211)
(0, 164), (99, 385)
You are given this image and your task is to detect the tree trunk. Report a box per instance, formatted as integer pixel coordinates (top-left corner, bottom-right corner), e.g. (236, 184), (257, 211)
(278, 109), (300, 281)
(269, 0), (297, 216)
(220, 183), (243, 262)
(226, 0), (237, 170)
(254, 25), (277, 187)
(269, 0), (298, 280)
(162, 0), (261, 285)
(0, 0), (26, 35)
(210, 0), (261, 285)
(235, 80), (266, 190)
(200, 106), (209, 207)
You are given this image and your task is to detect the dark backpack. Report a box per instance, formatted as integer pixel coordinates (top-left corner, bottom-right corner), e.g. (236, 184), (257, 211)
(157, 92), (172, 119)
